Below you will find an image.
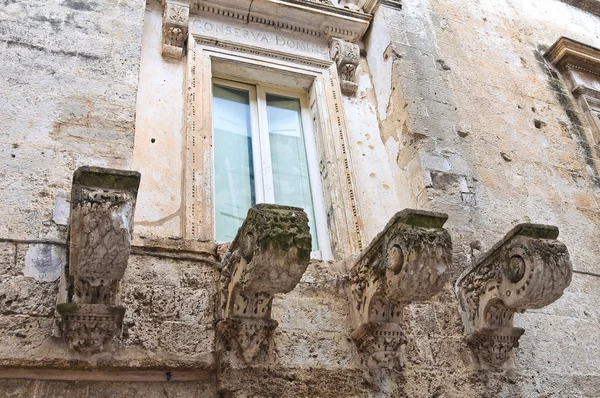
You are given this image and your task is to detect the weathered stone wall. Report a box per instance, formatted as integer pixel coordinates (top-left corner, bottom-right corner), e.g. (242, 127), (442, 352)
(0, 0), (145, 240)
(2, 0), (600, 396)
(364, 0), (600, 395)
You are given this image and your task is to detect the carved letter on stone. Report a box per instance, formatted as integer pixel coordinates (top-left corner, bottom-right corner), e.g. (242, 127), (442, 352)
(330, 38), (360, 95)
(217, 204), (311, 364)
(161, 1), (189, 59)
(57, 166), (141, 353)
(456, 224), (573, 369)
(349, 209), (452, 367)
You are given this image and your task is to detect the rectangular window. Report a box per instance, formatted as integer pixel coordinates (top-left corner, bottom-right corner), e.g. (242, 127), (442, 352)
(212, 79), (329, 257)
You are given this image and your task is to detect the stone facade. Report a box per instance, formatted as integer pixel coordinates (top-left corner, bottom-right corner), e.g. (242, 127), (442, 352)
(1, 0), (600, 397)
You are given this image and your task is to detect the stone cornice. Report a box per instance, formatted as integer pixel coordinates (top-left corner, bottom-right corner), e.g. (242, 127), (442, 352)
(190, 0), (372, 42)
(545, 37), (600, 76)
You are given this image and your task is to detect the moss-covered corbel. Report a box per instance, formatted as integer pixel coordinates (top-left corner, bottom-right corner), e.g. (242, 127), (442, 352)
(216, 204), (311, 365)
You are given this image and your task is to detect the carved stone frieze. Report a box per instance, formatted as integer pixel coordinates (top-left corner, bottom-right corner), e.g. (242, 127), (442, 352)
(456, 224), (573, 369)
(58, 166), (141, 353)
(217, 204), (311, 364)
(330, 38), (360, 95)
(349, 209), (452, 367)
(162, 1), (189, 59)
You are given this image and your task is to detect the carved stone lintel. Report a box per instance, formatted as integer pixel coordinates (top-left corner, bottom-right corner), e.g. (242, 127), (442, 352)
(349, 209), (452, 367)
(456, 224), (573, 369)
(59, 166), (140, 353)
(217, 204), (311, 364)
(56, 303), (125, 354)
(330, 38), (360, 95)
(161, 1), (189, 59)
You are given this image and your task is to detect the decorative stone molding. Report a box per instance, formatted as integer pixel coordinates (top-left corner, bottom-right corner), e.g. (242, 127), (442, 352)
(161, 1), (190, 59)
(349, 209), (452, 367)
(217, 204), (311, 363)
(546, 37), (600, 142)
(545, 37), (600, 76)
(456, 224), (573, 369)
(57, 166), (141, 353)
(330, 38), (360, 95)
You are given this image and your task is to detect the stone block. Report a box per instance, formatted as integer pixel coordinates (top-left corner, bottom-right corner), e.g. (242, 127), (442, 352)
(0, 276), (58, 316)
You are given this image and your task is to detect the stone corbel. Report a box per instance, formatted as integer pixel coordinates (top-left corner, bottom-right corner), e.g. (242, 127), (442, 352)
(217, 204), (311, 364)
(456, 224), (573, 369)
(330, 38), (360, 95)
(56, 166), (141, 353)
(161, 1), (189, 59)
(349, 209), (452, 367)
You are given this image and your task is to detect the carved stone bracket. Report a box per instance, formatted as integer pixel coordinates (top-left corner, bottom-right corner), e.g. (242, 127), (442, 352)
(330, 38), (360, 95)
(456, 224), (573, 369)
(161, 1), (189, 59)
(217, 204), (311, 364)
(349, 209), (452, 367)
(57, 166), (141, 353)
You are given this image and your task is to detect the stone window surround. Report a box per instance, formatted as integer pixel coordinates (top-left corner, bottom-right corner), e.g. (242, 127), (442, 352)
(211, 77), (331, 259)
(183, 34), (365, 258)
(545, 37), (600, 143)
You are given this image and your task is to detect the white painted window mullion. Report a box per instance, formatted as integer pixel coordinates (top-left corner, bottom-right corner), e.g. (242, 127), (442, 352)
(256, 85), (275, 203)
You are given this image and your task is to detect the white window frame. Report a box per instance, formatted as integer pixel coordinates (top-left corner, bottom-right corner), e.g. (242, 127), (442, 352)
(184, 35), (365, 260)
(212, 77), (331, 259)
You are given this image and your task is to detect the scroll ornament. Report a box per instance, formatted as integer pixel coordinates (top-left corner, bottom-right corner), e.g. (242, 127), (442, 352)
(330, 38), (360, 95)
(456, 224), (572, 369)
(161, 1), (189, 59)
(349, 209), (452, 367)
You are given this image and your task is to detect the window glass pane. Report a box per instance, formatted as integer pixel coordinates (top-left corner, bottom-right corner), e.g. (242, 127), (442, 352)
(266, 94), (318, 251)
(213, 84), (255, 241)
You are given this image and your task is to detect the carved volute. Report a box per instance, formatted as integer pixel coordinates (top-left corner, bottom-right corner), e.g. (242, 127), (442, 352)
(330, 37), (360, 95)
(217, 204), (311, 364)
(349, 209), (452, 367)
(456, 224), (573, 369)
(57, 166), (141, 354)
(161, 0), (189, 59)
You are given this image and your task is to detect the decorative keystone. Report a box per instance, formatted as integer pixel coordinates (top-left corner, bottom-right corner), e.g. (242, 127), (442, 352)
(57, 166), (140, 353)
(217, 204), (311, 364)
(161, 1), (189, 59)
(456, 224), (573, 369)
(349, 209), (452, 367)
(330, 38), (360, 95)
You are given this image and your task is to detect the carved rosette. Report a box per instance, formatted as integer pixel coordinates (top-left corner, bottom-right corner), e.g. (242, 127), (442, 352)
(349, 209), (452, 367)
(456, 224), (573, 369)
(330, 38), (360, 95)
(58, 166), (140, 353)
(161, 1), (189, 59)
(217, 204), (311, 364)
